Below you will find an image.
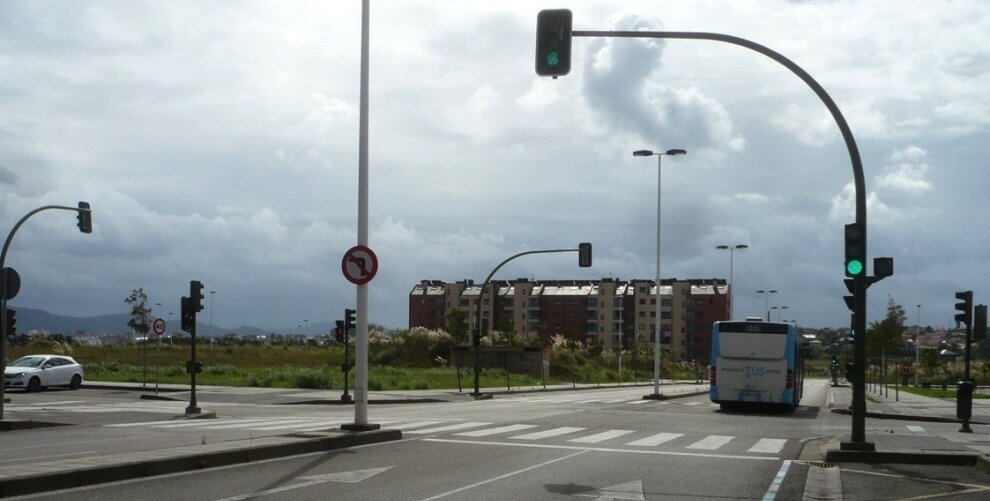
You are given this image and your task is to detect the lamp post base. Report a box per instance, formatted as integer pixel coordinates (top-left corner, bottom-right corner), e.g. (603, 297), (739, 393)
(340, 393), (353, 403)
(839, 441), (876, 451)
(341, 422), (381, 432)
(642, 393), (667, 400)
(472, 393), (493, 400)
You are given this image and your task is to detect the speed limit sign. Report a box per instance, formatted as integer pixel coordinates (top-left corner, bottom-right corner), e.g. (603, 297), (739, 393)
(152, 318), (166, 337)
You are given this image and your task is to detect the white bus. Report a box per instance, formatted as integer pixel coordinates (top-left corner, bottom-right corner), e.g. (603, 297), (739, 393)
(709, 319), (804, 411)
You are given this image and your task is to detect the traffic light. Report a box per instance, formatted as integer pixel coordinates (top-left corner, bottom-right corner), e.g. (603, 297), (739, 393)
(955, 291), (973, 327)
(190, 280), (205, 313)
(181, 297), (195, 333)
(535, 9), (572, 77)
(5, 308), (15, 338)
(873, 257), (894, 279)
(344, 308), (356, 335)
(843, 296), (854, 311)
(76, 201), (92, 234)
(335, 320), (345, 343)
(845, 362), (856, 384)
(844, 223), (865, 277)
(973, 304), (987, 342)
(843, 278), (854, 311)
(578, 242), (592, 268)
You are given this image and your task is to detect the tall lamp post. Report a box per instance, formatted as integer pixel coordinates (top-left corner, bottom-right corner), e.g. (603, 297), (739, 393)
(756, 290), (778, 321)
(779, 305), (788, 321)
(914, 304), (921, 388)
(633, 147), (687, 400)
(209, 291), (215, 339)
(715, 244), (747, 320)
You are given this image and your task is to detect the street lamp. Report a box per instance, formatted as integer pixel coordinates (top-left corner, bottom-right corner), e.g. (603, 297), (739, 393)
(914, 304), (921, 388)
(209, 291), (215, 339)
(756, 290), (778, 321)
(633, 147), (687, 400)
(715, 244), (748, 320)
(779, 305), (788, 321)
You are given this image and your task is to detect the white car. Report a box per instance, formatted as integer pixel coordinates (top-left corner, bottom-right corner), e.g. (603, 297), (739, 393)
(3, 355), (84, 392)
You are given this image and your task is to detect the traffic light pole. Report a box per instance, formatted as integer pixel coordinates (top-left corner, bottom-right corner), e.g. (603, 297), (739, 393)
(566, 27), (869, 448)
(186, 312), (200, 415)
(0, 203), (92, 421)
(472, 247), (586, 398)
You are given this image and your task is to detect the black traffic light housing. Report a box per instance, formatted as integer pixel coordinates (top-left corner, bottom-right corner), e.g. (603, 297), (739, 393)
(578, 242), (592, 268)
(974, 304), (987, 342)
(955, 291), (973, 327)
(843, 278), (854, 311)
(873, 257), (893, 279)
(335, 320), (345, 343)
(190, 280), (205, 313)
(181, 297), (195, 333)
(344, 308), (356, 335)
(76, 201), (92, 234)
(845, 362), (856, 384)
(844, 223), (865, 277)
(535, 9), (572, 77)
(5, 308), (15, 337)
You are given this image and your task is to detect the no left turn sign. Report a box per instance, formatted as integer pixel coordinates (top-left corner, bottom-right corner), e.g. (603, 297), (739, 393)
(342, 245), (379, 285)
(153, 317), (166, 337)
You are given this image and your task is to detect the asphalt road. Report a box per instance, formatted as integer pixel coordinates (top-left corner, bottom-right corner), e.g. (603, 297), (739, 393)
(3, 380), (989, 500)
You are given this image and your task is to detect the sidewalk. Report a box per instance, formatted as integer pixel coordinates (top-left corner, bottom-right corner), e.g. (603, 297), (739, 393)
(823, 383), (990, 466)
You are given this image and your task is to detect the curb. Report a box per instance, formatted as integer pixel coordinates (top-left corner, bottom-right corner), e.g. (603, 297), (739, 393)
(829, 408), (989, 425)
(280, 398), (450, 406)
(470, 382), (709, 398)
(0, 428), (402, 498)
(824, 449), (979, 466)
(0, 420), (69, 432)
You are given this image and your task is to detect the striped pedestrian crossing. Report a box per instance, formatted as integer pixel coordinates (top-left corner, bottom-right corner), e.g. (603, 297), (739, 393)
(104, 417), (789, 455)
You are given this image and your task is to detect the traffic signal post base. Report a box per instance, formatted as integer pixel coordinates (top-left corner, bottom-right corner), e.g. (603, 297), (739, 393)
(839, 441), (876, 452)
(341, 423), (381, 432)
(642, 393), (667, 400)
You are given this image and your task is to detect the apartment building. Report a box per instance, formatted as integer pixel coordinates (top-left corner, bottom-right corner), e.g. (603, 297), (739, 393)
(409, 278), (729, 361)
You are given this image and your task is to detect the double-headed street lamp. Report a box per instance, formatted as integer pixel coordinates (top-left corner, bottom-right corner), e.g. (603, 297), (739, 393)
(633, 148), (687, 400)
(756, 289), (778, 321)
(715, 244), (748, 320)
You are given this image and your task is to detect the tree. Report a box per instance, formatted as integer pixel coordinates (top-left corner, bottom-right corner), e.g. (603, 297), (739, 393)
(494, 315), (515, 337)
(125, 288), (152, 340)
(445, 308), (468, 344)
(866, 295), (906, 358)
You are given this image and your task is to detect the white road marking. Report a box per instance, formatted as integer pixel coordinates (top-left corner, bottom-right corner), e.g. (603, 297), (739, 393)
(628, 400), (651, 405)
(404, 422), (491, 434)
(424, 438), (780, 461)
(625, 432), (683, 447)
(762, 459), (792, 500)
(604, 398), (630, 403)
(748, 438), (787, 454)
(393, 420), (444, 430)
(415, 450), (589, 501)
(569, 430), (635, 444)
(252, 419), (351, 431)
(686, 435), (734, 450)
(682, 402), (702, 406)
(906, 425), (926, 433)
(510, 427), (586, 440)
(455, 424), (538, 437)
(576, 399), (601, 403)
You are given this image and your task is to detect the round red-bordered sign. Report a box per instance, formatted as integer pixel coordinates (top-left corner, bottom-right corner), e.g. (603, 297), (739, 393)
(341, 245), (379, 285)
(153, 317), (166, 337)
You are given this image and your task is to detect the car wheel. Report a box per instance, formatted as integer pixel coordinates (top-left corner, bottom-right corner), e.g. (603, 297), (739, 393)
(69, 374), (82, 390)
(27, 376), (42, 392)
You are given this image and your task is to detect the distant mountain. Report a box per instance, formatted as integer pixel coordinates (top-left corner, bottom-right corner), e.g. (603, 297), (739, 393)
(6, 307), (346, 338)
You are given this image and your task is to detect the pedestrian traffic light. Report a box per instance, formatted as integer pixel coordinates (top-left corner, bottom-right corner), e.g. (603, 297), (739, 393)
(578, 242), (592, 268)
(873, 257), (894, 279)
(344, 308), (356, 335)
(845, 362), (856, 384)
(973, 304), (987, 342)
(535, 9), (572, 77)
(5, 308), (15, 337)
(955, 291), (973, 327)
(335, 320), (345, 343)
(190, 280), (205, 313)
(76, 201), (92, 234)
(844, 223), (865, 277)
(843, 295), (854, 311)
(181, 297), (195, 333)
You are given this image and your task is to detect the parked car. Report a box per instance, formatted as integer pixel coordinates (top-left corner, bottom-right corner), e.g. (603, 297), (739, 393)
(3, 355), (84, 392)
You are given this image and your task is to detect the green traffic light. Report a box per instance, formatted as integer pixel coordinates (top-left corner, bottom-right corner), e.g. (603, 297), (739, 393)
(846, 259), (863, 276)
(546, 51), (560, 66)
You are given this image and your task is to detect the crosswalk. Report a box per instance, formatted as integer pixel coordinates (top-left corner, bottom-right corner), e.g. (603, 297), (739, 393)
(10, 400), (247, 414)
(105, 417), (790, 455)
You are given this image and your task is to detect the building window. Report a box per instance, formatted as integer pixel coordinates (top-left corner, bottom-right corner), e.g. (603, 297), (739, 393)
(661, 311), (671, 320)
(613, 298), (622, 308)
(650, 311), (656, 318)
(661, 299), (672, 307)
(567, 299), (575, 305)
(529, 298), (539, 307)
(639, 286), (647, 293)
(588, 298), (598, 307)
(613, 322), (622, 332)
(460, 299), (468, 307)
(638, 311), (645, 318)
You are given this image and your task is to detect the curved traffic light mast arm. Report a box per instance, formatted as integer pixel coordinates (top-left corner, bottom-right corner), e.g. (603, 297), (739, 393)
(1, 203), (92, 420)
(572, 29), (869, 446)
(472, 247), (583, 398)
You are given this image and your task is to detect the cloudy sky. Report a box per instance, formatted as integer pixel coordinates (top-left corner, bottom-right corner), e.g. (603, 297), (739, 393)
(1, 0), (988, 331)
